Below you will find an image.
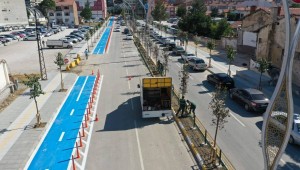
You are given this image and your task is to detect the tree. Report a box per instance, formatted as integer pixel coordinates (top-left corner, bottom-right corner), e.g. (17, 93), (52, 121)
(162, 50), (169, 76)
(85, 33), (90, 52)
(89, 29), (94, 46)
(151, 0), (168, 22)
(23, 74), (45, 127)
(210, 19), (231, 40)
(176, 5), (186, 18)
(211, 7), (218, 17)
(257, 58), (269, 90)
(179, 64), (189, 98)
(54, 52), (65, 91)
(207, 40), (216, 67)
(209, 86), (230, 149)
(226, 46), (236, 76)
(38, 0), (55, 25)
(80, 0), (93, 21)
(194, 36), (200, 57)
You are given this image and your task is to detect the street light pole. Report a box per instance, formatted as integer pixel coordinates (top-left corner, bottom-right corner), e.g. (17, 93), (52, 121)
(34, 9), (47, 80)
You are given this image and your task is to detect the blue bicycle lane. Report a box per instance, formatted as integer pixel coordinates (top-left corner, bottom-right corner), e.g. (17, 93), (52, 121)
(93, 17), (114, 55)
(27, 75), (96, 170)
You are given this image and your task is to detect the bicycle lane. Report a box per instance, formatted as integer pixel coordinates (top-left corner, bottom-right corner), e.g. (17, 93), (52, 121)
(25, 75), (96, 170)
(93, 17), (114, 55)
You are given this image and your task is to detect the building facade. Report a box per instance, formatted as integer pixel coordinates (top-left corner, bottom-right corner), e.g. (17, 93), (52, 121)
(76, 0), (107, 20)
(48, 0), (79, 27)
(0, 0), (28, 26)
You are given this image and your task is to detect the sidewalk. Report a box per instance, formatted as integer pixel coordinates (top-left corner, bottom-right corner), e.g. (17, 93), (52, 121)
(0, 71), (77, 169)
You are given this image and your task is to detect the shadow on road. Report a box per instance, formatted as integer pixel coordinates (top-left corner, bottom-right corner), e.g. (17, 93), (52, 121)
(96, 96), (173, 132)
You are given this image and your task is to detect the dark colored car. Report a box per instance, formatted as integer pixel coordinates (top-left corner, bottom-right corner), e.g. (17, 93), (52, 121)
(207, 73), (235, 89)
(173, 46), (185, 56)
(229, 88), (269, 112)
(123, 28), (129, 34)
(167, 42), (176, 51)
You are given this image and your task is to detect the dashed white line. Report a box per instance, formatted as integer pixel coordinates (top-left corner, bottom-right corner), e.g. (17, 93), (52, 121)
(128, 81), (131, 89)
(58, 132), (65, 142)
(189, 75), (194, 80)
(70, 109), (75, 116)
(176, 63), (181, 68)
(76, 76), (88, 101)
(134, 120), (145, 170)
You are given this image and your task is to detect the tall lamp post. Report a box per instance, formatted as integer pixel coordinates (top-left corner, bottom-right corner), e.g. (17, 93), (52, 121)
(261, 0), (300, 169)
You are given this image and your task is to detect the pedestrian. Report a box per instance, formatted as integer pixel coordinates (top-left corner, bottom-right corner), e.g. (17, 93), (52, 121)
(186, 100), (196, 116)
(84, 49), (88, 60)
(42, 40), (45, 48)
(176, 96), (186, 117)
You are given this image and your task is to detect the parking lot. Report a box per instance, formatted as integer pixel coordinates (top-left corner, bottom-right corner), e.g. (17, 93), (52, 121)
(0, 28), (79, 74)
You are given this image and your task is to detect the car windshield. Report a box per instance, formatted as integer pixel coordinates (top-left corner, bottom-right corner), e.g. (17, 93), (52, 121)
(195, 60), (204, 64)
(251, 94), (266, 100)
(187, 54), (194, 56)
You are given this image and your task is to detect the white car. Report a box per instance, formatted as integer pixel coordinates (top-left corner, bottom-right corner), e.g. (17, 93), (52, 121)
(181, 53), (196, 63)
(125, 34), (133, 40)
(24, 34), (37, 41)
(187, 57), (207, 71)
(60, 37), (77, 43)
(289, 113), (300, 145)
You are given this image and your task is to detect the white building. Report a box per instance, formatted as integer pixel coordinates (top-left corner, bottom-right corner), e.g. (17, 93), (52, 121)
(48, 0), (79, 27)
(0, 0), (28, 26)
(76, 0), (107, 20)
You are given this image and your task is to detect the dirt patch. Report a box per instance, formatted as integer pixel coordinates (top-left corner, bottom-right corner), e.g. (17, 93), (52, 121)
(0, 84), (27, 112)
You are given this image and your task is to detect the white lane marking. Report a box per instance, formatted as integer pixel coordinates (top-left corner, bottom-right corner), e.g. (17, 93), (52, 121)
(128, 81), (131, 89)
(70, 109), (75, 116)
(58, 132), (65, 142)
(199, 86), (245, 127)
(130, 98), (134, 110)
(176, 63), (181, 68)
(76, 77), (88, 101)
(134, 120), (145, 170)
(189, 75), (194, 80)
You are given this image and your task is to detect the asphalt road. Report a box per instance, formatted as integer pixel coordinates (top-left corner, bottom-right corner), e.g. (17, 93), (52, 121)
(85, 24), (196, 170)
(0, 29), (77, 74)
(141, 23), (300, 169)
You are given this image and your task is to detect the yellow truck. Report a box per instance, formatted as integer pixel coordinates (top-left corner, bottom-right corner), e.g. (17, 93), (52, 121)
(139, 77), (172, 118)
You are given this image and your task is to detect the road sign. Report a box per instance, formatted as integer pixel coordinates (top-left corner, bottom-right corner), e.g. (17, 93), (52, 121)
(64, 58), (69, 64)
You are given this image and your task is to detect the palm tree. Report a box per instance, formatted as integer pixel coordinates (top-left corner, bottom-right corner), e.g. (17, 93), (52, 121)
(226, 46), (236, 76)
(257, 58), (269, 90)
(207, 40), (216, 67)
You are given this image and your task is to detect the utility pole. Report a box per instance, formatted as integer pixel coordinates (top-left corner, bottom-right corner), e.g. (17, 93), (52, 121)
(34, 9), (47, 80)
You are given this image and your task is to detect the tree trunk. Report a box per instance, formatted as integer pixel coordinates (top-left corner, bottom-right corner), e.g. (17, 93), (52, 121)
(213, 116), (220, 148)
(259, 72), (263, 90)
(34, 97), (41, 126)
(59, 67), (64, 90)
(228, 64), (231, 76)
(209, 50), (212, 67)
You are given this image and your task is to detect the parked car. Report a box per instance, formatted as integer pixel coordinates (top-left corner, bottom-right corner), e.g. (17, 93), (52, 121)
(71, 31), (84, 37)
(0, 36), (12, 42)
(24, 34), (37, 41)
(206, 73), (235, 89)
(173, 46), (185, 56)
(114, 28), (121, 32)
(66, 35), (82, 41)
(71, 33), (84, 40)
(0, 37), (10, 43)
(44, 31), (54, 37)
(229, 88), (269, 112)
(187, 58), (207, 71)
(123, 28), (129, 34)
(181, 53), (196, 63)
(166, 42), (176, 51)
(52, 28), (60, 34)
(289, 113), (300, 145)
(62, 37), (78, 43)
(125, 34), (133, 40)
(2, 34), (19, 40)
(11, 32), (25, 38)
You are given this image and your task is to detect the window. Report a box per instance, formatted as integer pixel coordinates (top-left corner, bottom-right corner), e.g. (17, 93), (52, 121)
(56, 12), (62, 16)
(4, 18), (8, 21)
(65, 19), (69, 22)
(65, 12), (69, 16)
(49, 13), (54, 16)
(64, 6), (69, 10)
(56, 7), (62, 11)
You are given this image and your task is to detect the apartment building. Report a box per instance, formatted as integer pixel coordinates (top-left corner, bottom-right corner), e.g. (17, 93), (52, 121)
(0, 0), (28, 26)
(48, 0), (79, 27)
(76, 0), (107, 20)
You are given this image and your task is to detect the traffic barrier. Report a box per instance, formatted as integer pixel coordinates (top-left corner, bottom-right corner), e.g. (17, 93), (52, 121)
(85, 114), (88, 128)
(86, 113), (89, 121)
(75, 58), (80, 65)
(79, 132), (83, 147)
(76, 53), (81, 60)
(97, 69), (100, 77)
(66, 65), (70, 71)
(90, 96), (93, 103)
(81, 123), (85, 137)
(72, 155), (76, 170)
(70, 61), (76, 68)
(92, 70), (94, 75)
(95, 114), (99, 121)
(76, 142), (80, 159)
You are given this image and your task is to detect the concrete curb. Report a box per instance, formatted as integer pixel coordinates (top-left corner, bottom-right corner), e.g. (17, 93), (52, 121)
(172, 109), (206, 170)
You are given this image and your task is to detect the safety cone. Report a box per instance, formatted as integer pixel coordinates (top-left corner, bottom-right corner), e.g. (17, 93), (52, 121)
(95, 114), (99, 121)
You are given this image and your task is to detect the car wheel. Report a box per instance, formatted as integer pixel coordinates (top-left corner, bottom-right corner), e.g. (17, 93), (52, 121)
(245, 104), (250, 111)
(289, 136), (294, 144)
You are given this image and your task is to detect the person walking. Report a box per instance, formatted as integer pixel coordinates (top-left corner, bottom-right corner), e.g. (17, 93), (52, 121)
(176, 96), (186, 117)
(84, 49), (88, 60)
